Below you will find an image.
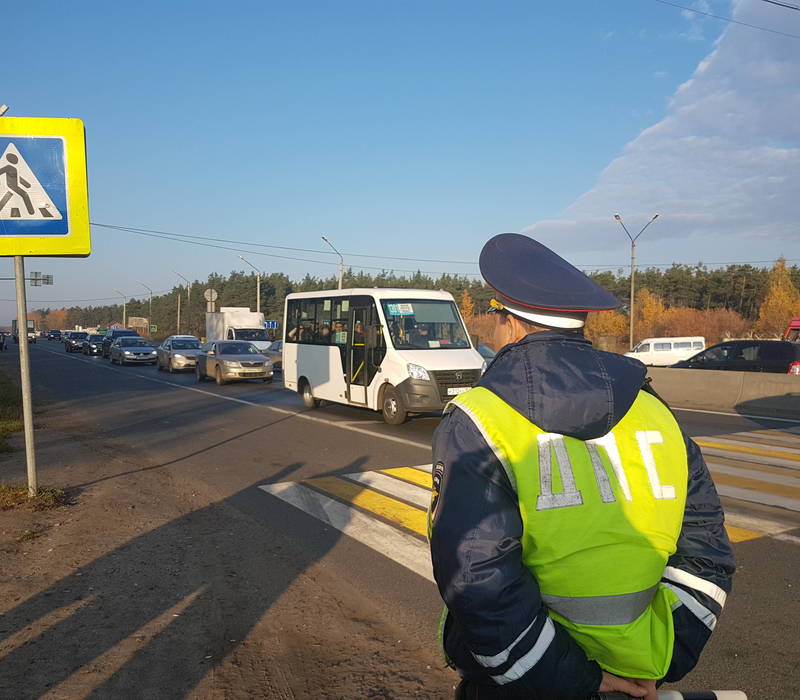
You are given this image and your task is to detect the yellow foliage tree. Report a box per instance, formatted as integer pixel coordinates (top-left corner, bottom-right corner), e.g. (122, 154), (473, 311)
(585, 311), (628, 352)
(755, 258), (800, 338)
(459, 289), (475, 319)
(634, 288), (666, 341)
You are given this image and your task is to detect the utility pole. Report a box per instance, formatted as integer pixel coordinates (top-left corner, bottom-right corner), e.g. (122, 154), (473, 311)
(137, 280), (153, 335)
(321, 235), (344, 290)
(238, 256), (262, 313)
(114, 289), (128, 327)
(173, 270), (192, 335)
(614, 213), (659, 350)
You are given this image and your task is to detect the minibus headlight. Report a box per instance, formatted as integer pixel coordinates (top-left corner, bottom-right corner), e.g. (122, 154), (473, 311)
(481, 359), (488, 375)
(407, 363), (430, 381)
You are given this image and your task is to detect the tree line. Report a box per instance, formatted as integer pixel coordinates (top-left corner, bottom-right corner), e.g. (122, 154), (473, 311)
(30, 260), (799, 346)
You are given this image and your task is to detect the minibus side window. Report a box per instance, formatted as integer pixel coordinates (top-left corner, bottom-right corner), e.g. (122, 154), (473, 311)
(654, 343), (671, 352)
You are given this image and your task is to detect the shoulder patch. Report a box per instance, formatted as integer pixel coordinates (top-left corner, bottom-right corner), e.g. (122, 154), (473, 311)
(430, 461), (445, 520)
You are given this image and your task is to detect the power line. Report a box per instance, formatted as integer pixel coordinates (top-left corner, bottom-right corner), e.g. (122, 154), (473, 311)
(91, 222), (479, 266)
(760, 0), (800, 11)
(653, 0), (800, 40)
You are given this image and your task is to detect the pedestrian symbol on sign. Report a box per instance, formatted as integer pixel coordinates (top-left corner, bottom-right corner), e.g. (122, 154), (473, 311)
(0, 143), (63, 221)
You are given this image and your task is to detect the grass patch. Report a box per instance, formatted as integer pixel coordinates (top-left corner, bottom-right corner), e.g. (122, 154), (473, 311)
(0, 368), (24, 452)
(16, 527), (46, 542)
(0, 484), (69, 511)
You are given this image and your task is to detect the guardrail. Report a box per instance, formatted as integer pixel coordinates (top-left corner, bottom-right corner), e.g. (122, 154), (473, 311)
(648, 367), (800, 420)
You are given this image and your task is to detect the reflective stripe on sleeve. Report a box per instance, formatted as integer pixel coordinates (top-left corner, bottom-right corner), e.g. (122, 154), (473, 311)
(491, 618), (556, 685)
(663, 583), (717, 630)
(663, 566), (727, 608)
(472, 618), (536, 668)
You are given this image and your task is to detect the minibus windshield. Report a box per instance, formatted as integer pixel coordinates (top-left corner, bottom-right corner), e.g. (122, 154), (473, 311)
(382, 299), (470, 350)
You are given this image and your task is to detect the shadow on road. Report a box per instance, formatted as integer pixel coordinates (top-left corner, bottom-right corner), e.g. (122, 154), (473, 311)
(0, 457), (375, 697)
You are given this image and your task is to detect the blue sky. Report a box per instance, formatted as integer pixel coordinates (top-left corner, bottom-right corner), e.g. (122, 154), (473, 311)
(1, 0), (798, 323)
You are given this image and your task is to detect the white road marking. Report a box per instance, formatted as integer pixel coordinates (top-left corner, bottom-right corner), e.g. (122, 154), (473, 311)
(716, 485), (800, 512)
(705, 462), (800, 487)
(774, 533), (800, 545)
(259, 482), (434, 582)
(343, 471), (431, 508)
(700, 437), (800, 455)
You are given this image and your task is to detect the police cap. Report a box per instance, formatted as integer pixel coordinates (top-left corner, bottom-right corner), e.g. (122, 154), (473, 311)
(480, 233), (619, 329)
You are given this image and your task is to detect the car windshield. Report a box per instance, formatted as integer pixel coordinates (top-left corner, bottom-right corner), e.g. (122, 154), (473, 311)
(120, 338), (155, 347)
(71, 333), (88, 339)
(88, 335), (105, 341)
(235, 329), (269, 341)
(219, 342), (259, 355)
(172, 339), (200, 350)
(381, 299), (470, 350)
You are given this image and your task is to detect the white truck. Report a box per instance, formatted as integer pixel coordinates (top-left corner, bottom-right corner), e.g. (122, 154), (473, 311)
(205, 307), (272, 351)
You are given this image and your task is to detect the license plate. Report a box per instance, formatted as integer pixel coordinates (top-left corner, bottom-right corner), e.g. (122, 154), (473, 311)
(447, 386), (470, 396)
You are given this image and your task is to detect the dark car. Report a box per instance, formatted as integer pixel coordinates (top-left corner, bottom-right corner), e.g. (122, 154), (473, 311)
(82, 333), (106, 356)
(671, 340), (800, 374)
(65, 331), (88, 352)
(109, 336), (159, 365)
(48, 329), (62, 341)
(102, 328), (140, 358)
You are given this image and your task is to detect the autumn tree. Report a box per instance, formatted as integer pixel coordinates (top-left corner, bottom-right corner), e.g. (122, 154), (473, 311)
(755, 258), (800, 338)
(459, 289), (475, 319)
(584, 311), (628, 352)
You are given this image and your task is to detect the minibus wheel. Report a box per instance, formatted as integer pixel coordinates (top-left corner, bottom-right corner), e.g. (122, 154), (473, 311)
(382, 386), (408, 425)
(301, 379), (320, 408)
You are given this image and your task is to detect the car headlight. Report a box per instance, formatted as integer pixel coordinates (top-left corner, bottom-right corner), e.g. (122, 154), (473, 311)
(407, 363), (430, 381)
(123, 351), (132, 355)
(150, 350), (157, 355)
(481, 359), (488, 375)
(223, 360), (241, 367)
(174, 353), (185, 359)
(90, 344), (98, 348)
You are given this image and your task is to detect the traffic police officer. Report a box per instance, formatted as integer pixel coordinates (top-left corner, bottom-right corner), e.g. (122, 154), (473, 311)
(429, 234), (734, 700)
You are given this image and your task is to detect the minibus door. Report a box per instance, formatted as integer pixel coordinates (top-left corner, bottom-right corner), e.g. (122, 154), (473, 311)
(347, 303), (370, 405)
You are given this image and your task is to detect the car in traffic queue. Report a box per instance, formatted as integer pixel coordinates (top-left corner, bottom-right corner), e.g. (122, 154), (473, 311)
(262, 339), (283, 371)
(109, 336), (159, 365)
(101, 328), (140, 358)
(65, 331), (88, 352)
(48, 329), (62, 341)
(156, 335), (202, 372)
(671, 339), (800, 374)
(82, 333), (106, 356)
(195, 340), (273, 385)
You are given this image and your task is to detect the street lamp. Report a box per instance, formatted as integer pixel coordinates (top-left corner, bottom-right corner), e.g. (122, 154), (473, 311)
(238, 255), (263, 313)
(114, 289), (128, 328)
(614, 212), (659, 350)
(172, 269), (192, 334)
(321, 235), (344, 290)
(137, 280), (153, 334)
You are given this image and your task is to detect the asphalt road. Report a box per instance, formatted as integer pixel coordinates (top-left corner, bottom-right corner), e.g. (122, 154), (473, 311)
(6, 340), (800, 698)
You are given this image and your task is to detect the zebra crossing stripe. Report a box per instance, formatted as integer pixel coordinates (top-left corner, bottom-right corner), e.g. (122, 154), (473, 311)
(695, 439), (800, 463)
(379, 466), (432, 488)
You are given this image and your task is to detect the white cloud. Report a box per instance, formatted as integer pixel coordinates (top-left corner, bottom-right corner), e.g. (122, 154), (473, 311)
(524, 0), (800, 268)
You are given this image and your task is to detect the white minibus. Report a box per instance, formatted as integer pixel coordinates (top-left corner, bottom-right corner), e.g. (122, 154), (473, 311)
(283, 289), (485, 424)
(624, 336), (705, 366)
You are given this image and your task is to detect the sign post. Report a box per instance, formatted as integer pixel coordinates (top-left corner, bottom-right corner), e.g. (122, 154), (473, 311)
(1, 115), (90, 497)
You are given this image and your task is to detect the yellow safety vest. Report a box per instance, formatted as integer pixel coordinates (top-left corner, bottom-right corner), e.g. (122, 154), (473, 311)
(449, 386), (688, 679)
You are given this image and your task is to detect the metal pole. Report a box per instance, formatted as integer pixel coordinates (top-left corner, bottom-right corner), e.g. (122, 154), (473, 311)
(256, 273), (261, 314)
(176, 289), (181, 334)
(321, 236), (344, 290)
(14, 256), (37, 497)
(629, 239), (636, 351)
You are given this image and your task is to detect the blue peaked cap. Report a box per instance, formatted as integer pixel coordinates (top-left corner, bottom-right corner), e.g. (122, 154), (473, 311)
(479, 233), (619, 312)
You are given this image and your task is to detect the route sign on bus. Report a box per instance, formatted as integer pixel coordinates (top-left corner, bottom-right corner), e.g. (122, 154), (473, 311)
(0, 117), (90, 257)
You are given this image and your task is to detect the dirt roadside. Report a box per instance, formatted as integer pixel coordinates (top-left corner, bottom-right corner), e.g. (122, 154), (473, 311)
(0, 362), (456, 699)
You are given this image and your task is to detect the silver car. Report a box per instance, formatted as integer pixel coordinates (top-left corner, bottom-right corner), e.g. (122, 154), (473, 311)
(109, 336), (159, 365)
(263, 340), (283, 371)
(195, 341), (273, 385)
(157, 335), (201, 372)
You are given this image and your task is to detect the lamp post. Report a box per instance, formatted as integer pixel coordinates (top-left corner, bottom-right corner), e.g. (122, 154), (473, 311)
(172, 270), (192, 334)
(614, 213), (659, 350)
(114, 289), (128, 328)
(238, 255), (262, 313)
(137, 280), (153, 335)
(321, 235), (344, 290)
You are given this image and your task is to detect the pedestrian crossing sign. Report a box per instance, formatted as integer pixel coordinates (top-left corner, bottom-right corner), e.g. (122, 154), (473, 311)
(0, 117), (90, 257)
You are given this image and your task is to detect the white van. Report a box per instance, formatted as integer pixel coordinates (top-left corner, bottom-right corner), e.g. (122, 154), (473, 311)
(625, 337), (705, 366)
(283, 288), (484, 424)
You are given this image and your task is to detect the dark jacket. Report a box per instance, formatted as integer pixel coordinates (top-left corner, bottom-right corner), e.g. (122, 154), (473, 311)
(430, 331), (735, 700)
